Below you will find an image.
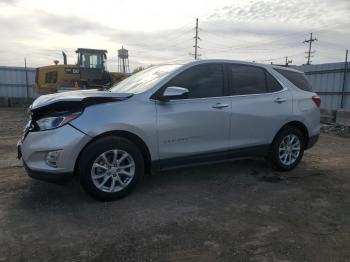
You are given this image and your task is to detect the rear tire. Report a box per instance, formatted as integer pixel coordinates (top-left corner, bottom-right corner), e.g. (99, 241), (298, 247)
(268, 126), (305, 171)
(77, 136), (144, 201)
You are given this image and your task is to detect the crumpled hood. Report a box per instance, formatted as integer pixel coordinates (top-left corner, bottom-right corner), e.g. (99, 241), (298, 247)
(31, 90), (133, 110)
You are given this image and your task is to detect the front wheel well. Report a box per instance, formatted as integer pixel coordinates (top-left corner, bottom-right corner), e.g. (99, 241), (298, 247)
(75, 130), (152, 175)
(275, 121), (309, 147)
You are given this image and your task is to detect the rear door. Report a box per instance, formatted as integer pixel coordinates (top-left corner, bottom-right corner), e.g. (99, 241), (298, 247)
(227, 64), (293, 149)
(155, 63), (232, 160)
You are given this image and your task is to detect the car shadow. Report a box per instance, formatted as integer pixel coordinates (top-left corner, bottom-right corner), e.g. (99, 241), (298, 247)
(14, 157), (326, 212)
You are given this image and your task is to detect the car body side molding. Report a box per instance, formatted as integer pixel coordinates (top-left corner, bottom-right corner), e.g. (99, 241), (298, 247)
(153, 144), (270, 171)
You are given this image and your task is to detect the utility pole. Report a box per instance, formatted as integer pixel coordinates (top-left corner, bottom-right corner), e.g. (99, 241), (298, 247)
(303, 32), (318, 65)
(193, 18), (201, 60)
(285, 56), (292, 66)
(340, 49), (348, 109)
(24, 58), (29, 98)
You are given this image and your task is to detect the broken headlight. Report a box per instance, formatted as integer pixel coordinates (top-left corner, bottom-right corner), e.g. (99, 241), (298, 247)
(36, 112), (81, 131)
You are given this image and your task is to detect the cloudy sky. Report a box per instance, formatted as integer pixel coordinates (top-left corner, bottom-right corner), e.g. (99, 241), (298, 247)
(0, 0), (349, 71)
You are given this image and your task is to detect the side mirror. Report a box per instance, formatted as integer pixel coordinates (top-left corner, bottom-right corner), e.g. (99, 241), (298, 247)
(159, 86), (189, 101)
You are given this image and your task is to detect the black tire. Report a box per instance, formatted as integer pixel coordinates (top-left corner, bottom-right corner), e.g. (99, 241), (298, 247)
(268, 126), (305, 171)
(77, 136), (144, 201)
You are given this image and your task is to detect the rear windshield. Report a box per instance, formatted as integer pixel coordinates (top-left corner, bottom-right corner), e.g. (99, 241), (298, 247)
(275, 69), (313, 92)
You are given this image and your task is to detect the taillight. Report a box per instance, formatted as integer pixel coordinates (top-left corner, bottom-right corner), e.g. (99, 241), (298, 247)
(312, 95), (321, 108)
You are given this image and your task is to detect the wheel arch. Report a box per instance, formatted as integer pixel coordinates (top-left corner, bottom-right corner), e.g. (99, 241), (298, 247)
(74, 130), (152, 175)
(274, 121), (310, 147)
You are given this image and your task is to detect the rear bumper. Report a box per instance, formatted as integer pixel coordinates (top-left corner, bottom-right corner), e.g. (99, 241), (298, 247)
(306, 134), (319, 149)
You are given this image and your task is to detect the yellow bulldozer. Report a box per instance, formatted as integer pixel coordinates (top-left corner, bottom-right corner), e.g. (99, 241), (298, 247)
(34, 48), (125, 94)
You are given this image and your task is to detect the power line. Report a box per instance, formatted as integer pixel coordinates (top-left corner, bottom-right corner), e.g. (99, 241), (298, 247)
(303, 32), (318, 65)
(200, 28), (308, 51)
(199, 22), (345, 57)
(255, 51), (305, 63)
(125, 20), (194, 48)
(129, 35), (192, 52)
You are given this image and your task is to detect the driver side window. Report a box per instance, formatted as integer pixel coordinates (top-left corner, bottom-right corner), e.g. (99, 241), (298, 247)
(165, 64), (224, 99)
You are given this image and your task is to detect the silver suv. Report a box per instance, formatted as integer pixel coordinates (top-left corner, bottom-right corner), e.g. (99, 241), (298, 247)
(18, 60), (320, 200)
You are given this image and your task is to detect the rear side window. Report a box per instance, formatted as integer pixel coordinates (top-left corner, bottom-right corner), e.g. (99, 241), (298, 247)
(230, 65), (267, 95)
(275, 69), (312, 92)
(165, 64), (224, 99)
(229, 64), (283, 95)
(266, 72), (283, 92)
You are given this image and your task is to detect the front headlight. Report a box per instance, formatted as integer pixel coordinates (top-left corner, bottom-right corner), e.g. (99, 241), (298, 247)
(27, 105), (32, 120)
(36, 112), (81, 131)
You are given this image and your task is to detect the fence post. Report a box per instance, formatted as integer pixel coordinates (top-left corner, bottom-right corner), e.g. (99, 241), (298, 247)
(24, 58), (29, 98)
(341, 49), (348, 109)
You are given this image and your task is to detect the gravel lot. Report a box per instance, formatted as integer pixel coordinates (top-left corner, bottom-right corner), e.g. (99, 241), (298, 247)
(0, 108), (350, 262)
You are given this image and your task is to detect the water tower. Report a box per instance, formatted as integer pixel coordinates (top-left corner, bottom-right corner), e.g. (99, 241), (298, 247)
(118, 46), (130, 73)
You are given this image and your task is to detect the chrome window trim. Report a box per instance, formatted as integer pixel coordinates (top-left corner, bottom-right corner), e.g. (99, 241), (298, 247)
(151, 86), (288, 102)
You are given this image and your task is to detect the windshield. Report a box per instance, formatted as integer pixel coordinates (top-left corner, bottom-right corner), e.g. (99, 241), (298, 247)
(110, 64), (181, 93)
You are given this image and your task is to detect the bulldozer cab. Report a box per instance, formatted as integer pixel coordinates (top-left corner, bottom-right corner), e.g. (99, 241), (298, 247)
(76, 48), (109, 88)
(76, 48), (107, 69)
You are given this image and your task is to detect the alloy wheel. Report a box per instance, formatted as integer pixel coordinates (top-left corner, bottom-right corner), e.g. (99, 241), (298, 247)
(91, 149), (135, 192)
(278, 134), (301, 166)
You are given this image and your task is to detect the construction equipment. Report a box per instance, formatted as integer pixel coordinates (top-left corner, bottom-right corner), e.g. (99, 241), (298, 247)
(34, 48), (115, 94)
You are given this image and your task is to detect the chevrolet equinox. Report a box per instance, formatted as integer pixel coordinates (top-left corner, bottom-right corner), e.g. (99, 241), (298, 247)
(18, 60), (320, 200)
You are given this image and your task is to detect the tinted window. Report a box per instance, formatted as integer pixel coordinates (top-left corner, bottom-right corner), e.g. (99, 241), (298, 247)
(230, 65), (267, 95)
(275, 69), (312, 92)
(266, 72), (283, 92)
(165, 64), (224, 99)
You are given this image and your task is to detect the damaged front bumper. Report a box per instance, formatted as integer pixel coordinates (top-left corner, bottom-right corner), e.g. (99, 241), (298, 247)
(19, 124), (91, 182)
(18, 91), (132, 182)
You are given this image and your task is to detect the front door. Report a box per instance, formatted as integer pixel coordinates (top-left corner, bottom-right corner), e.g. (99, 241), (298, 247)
(155, 63), (232, 161)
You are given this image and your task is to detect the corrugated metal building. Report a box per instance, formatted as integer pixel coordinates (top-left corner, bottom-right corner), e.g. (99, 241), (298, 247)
(293, 62), (349, 110)
(0, 66), (38, 98)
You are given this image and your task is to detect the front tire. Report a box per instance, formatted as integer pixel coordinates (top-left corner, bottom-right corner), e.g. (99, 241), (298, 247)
(268, 126), (305, 171)
(77, 136), (144, 201)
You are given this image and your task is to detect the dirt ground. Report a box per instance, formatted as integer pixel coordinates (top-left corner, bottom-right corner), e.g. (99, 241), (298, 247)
(0, 108), (350, 262)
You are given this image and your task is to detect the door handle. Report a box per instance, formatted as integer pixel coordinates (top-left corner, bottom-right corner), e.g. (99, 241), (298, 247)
(274, 97), (286, 104)
(212, 103), (229, 109)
